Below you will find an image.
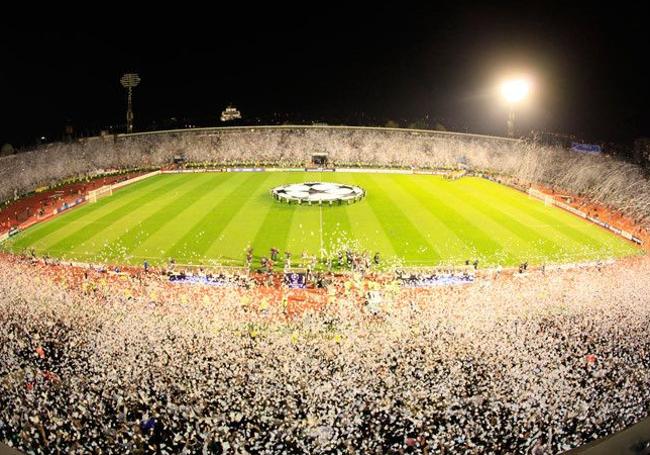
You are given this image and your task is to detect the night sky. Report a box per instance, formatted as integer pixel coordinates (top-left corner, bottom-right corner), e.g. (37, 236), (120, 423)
(1, 5), (648, 147)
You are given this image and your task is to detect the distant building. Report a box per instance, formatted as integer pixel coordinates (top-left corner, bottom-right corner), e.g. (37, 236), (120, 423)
(220, 105), (242, 122)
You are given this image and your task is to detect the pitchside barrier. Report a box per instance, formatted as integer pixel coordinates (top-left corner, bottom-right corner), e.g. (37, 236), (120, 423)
(265, 168), (305, 172)
(161, 168), (225, 173)
(528, 188), (642, 244)
(414, 170), (456, 175)
(87, 170), (161, 203)
(335, 167), (413, 174)
(227, 167), (265, 172)
(162, 168), (267, 174)
(162, 166), (463, 176)
(53, 197), (85, 214)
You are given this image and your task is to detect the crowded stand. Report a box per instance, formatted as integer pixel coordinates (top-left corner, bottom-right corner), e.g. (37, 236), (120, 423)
(1, 126), (650, 229)
(2, 125), (650, 453)
(1, 252), (650, 453)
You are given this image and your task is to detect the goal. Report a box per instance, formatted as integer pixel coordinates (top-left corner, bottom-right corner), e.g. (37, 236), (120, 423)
(528, 188), (554, 206)
(87, 185), (113, 203)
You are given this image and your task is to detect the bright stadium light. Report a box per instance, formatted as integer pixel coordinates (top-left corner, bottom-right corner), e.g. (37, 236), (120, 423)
(500, 77), (532, 137)
(500, 78), (531, 103)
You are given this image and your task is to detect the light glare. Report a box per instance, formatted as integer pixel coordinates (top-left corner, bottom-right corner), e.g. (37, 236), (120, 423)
(501, 78), (531, 103)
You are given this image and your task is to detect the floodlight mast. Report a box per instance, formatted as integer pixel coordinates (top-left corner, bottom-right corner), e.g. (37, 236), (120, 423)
(120, 73), (141, 133)
(500, 78), (530, 138)
(507, 107), (516, 138)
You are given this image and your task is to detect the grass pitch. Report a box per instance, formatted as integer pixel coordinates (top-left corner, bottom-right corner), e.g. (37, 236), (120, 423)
(3, 172), (640, 269)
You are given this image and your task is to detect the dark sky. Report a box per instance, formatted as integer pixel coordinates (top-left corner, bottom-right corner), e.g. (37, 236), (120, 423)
(1, 5), (648, 147)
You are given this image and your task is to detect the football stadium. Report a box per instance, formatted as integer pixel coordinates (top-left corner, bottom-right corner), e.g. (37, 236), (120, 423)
(1, 125), (650, 455)
(3, 9), (650, 455)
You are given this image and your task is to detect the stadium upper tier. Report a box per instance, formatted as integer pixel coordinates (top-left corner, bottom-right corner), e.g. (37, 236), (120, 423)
(1, 125), (649, 226)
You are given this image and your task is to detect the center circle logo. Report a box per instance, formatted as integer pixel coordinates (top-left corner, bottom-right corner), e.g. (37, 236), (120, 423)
(272, 182), (365, 204)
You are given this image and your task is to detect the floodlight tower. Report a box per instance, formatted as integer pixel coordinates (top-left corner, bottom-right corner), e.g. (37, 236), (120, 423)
(500, 78), (531, 138)
(120, 73), (141, 133)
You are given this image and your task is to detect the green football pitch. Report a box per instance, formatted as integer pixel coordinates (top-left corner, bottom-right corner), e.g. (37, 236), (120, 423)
(2, 172), (640, 269)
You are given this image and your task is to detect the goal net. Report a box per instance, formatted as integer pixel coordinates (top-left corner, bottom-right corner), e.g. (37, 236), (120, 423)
(528, 188), (554, 206)
(87, 185), (113, 203)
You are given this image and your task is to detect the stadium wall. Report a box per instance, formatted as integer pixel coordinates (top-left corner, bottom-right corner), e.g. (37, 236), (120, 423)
(1, 125), (650, 226)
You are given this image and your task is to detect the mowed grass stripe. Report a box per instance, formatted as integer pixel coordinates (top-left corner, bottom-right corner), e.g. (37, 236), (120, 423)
(475, 178), (606, 248)
(129, 173), (238, 263)
(47, 175), (202, 258)
(385, 175), (474, 263)
(278, 169), (324, 261)
(368, 174), (455, 261)
(322, 204), (356, 254)
(404, 176), (539, 265)
(395, 175), (519, 265)
(333, 174), (396, 258)
(29, 175), (183, 252)
(209, 173), (300, 262)
(468, 178), (633, 253)
(249, 202), (297, 265)
(284, 206), (322, 263)
(99, 174), (222, 262)
(165, 173), (268, 264)
(467, 178), (607, 250)
(448, 179), (607, 262)
(248, 173), (315, 265)
(355, 174), (440, 262)
(7, 175), (170, 251)
(318, 173), (369, 254)
(312, 172), (368, 256)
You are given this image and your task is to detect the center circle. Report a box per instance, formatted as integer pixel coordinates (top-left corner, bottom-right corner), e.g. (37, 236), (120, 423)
(271, 182), (365, 204)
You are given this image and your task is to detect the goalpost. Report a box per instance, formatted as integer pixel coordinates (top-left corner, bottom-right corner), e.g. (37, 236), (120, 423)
(85, 170), (161, 203)
(528, 187), (554, 206)
(87, 185), (113, 203)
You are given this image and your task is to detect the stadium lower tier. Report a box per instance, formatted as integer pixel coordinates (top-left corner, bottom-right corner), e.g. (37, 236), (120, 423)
(1, 253), (650, 453)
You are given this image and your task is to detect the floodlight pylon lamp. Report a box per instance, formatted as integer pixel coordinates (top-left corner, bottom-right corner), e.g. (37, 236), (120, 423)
(500, 77), (531, 137)
(120, 73), (141, 133)
(120, 73), (141, 89)
(500, 78), (530, 104)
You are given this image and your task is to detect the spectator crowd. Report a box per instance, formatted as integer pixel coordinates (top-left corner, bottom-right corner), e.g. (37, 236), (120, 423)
(1, 126), (650, 228)
(1, 252), (650, 453)
(2, 125), (650, 453)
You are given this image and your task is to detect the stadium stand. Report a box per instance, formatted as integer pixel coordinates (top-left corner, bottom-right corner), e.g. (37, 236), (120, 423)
(1, 126), (649, 229)
(1, 252), (650, 453)
(2, 125), (650, 453)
